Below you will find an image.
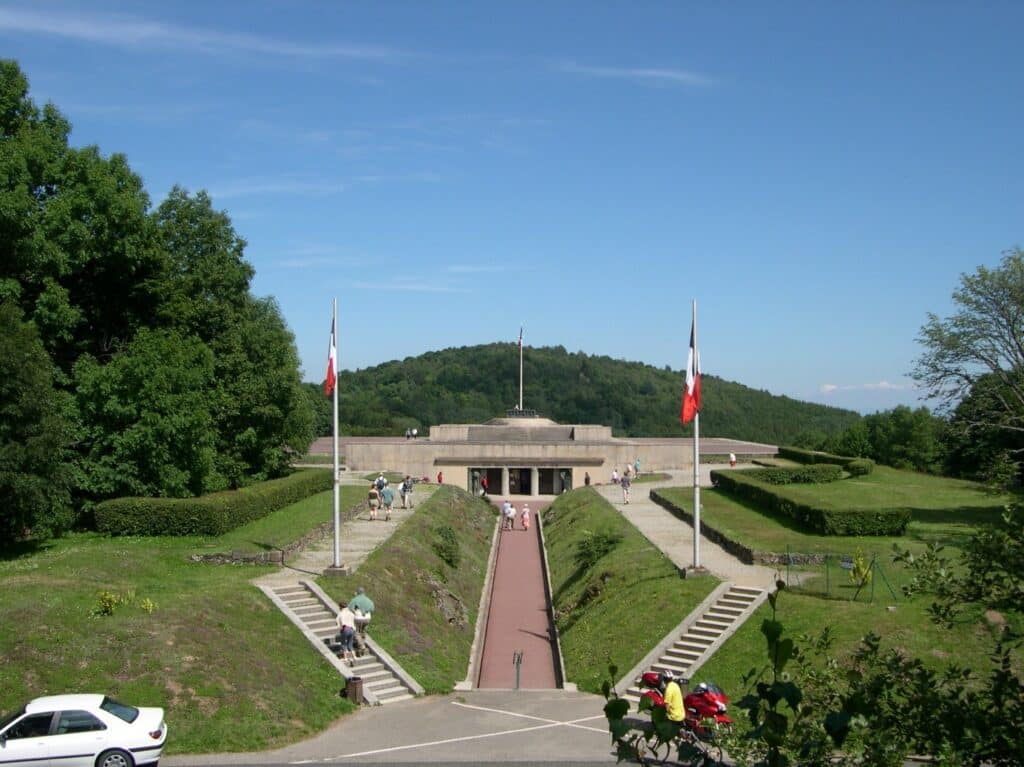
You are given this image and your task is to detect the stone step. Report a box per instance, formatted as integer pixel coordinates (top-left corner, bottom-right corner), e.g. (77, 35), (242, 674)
(274, 585), (308, 596)
(689, 627), (722, 639)
(729, 586), (763, 597)
(695, 618), (731, 630)
(370, 684), (411, 699)
(283, 597), (320, 608)
(651, 661), (688, 676)
(378, 692), (414, 704)
(664, 649), (701, 663)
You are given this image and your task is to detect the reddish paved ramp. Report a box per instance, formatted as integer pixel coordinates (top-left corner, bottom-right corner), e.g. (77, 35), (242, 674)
(477, 504), (559, 688)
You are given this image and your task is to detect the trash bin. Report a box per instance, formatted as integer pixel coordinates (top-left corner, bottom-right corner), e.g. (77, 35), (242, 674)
(345, 676), (363, 704)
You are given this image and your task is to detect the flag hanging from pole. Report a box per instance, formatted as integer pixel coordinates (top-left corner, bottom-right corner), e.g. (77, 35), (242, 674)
(325, 317), (337, 397)
(681, 320), (701, 424)
(518, 326), (523, 349)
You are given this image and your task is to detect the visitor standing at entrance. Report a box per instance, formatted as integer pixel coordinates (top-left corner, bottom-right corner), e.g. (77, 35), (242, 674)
(481, 474), (489, 496)
(621, 472), (632, 504)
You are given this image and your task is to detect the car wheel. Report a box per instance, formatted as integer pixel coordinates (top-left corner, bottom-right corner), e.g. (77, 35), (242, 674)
(96, 748), (134, 767)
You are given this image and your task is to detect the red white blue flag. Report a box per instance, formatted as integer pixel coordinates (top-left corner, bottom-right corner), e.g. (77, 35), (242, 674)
(681, 321), (701, 424)
(325, 317), (337, 397)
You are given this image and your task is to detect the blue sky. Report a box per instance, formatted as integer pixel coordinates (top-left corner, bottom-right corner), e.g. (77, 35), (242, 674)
(2, 1), (1021, 415)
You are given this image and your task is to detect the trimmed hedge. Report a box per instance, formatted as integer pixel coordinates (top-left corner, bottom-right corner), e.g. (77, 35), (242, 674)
(710, 469), (909, 536)
(745, 465), (843, 485)
(777, 446), (875, 475)
(95, 469), (333, 536)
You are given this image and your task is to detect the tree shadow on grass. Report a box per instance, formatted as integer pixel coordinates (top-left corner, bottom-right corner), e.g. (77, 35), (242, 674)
(0, 538), (50, 561)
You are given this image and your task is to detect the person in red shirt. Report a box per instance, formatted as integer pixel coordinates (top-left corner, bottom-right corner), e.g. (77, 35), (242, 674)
(481, 475), (489, 496)
(437, 471), (443, 484)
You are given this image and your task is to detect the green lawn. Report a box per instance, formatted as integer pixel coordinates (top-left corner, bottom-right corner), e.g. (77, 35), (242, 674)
(0, 527), (357, 754)
(660, 466), (1011, 562)
(542, 487), (718, 692)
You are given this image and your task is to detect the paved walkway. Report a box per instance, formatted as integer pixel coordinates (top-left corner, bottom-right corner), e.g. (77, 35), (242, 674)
(477, 502), (558, 689)
(594, 466), (781, 590)
(256, 473), (438, 588)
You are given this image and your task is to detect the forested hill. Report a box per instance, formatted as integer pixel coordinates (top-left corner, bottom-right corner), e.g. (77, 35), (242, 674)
(312, 343), (860, 445)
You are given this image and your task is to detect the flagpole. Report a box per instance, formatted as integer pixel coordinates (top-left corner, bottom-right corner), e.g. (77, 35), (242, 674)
(691, 300), (701, 570)
(518, 326), (524, 411)
(332, 298), (341, 569)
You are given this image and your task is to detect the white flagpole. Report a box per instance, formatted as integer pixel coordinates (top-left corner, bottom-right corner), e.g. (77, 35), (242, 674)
(518, 326), (524, 411)
(332, 298), (341, 569)
(691, 300), (701, 569)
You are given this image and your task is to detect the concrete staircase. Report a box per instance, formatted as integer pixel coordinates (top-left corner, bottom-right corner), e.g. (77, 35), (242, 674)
(617, 582), (767, 704)
(260, 580), (423, 705)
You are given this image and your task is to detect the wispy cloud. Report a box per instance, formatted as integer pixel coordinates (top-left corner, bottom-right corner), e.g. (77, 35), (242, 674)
(0, 7), (412, 61)
(559, 61), (713, 87)
(351, 280), (466, 293)
(447, 264), (519, 274)
(820, 381), (912, 395)
(207, 178), (345, 199)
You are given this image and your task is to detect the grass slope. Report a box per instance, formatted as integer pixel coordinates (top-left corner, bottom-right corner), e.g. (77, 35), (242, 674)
(0, 485), (367, 755)
(318, 486), (496, 692)
(542, 487), (718, 693)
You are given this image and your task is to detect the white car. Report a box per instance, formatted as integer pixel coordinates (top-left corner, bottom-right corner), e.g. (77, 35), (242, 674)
(0, 694), (167, 767)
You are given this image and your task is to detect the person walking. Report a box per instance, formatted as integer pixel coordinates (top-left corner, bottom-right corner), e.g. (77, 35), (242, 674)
(584, 471), (591, 486)
(521, 503), (530, 532)
(634, 457), (641, 478)
(437, 471), (443, 484)
(481, 474), (489, 497)
(335, 601), (357, 663)
(367, 482), (380, 520)
(380, 484), (394, 521)
(400, 476), (414, 508)
(502, 500), (516, 531)
(621, 472), (632, 504)
(611, 468), (619, 485)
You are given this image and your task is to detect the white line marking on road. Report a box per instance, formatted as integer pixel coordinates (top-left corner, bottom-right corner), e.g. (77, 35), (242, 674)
(314, 720), (567, 760)
(451, 701), (607, 733)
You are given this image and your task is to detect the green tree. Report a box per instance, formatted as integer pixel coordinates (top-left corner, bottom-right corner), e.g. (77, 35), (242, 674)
(0, 60), (161, 373)
(152, 189), (311, 485)
(74, 329), (216, 499)
(0, 301), (75, 542)
(915, 249), (1024, 460)
(864, 405), (946, 473)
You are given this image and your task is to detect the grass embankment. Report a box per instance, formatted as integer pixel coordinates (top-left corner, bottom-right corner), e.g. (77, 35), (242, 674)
(542, 487), (718, 693)
(0, 486), (367, 755)
(319, 485), (496, 692)
(656, 467), (1022, 694)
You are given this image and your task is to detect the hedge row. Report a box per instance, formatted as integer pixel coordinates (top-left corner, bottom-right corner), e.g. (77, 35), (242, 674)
(94, 469), (333, 536)
(777, 446), (875, 476)
(709, 469), (909, 536)
(745, 465), (843, 485)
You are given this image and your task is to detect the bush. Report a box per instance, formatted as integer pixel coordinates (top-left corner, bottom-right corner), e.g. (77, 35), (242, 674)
(710, 469), (909, 536)
(432, 524), (461, 569)
(778, 446), (874, 475)
(746, 465), (843, 485)
(846, 458), (875, 477)
(574, 529), (622, 570)
(94, 469), (332, 536)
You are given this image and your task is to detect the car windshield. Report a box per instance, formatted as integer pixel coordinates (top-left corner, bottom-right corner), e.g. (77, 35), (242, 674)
(0, 707), (26, 732)
(99, 698), (138, 723)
